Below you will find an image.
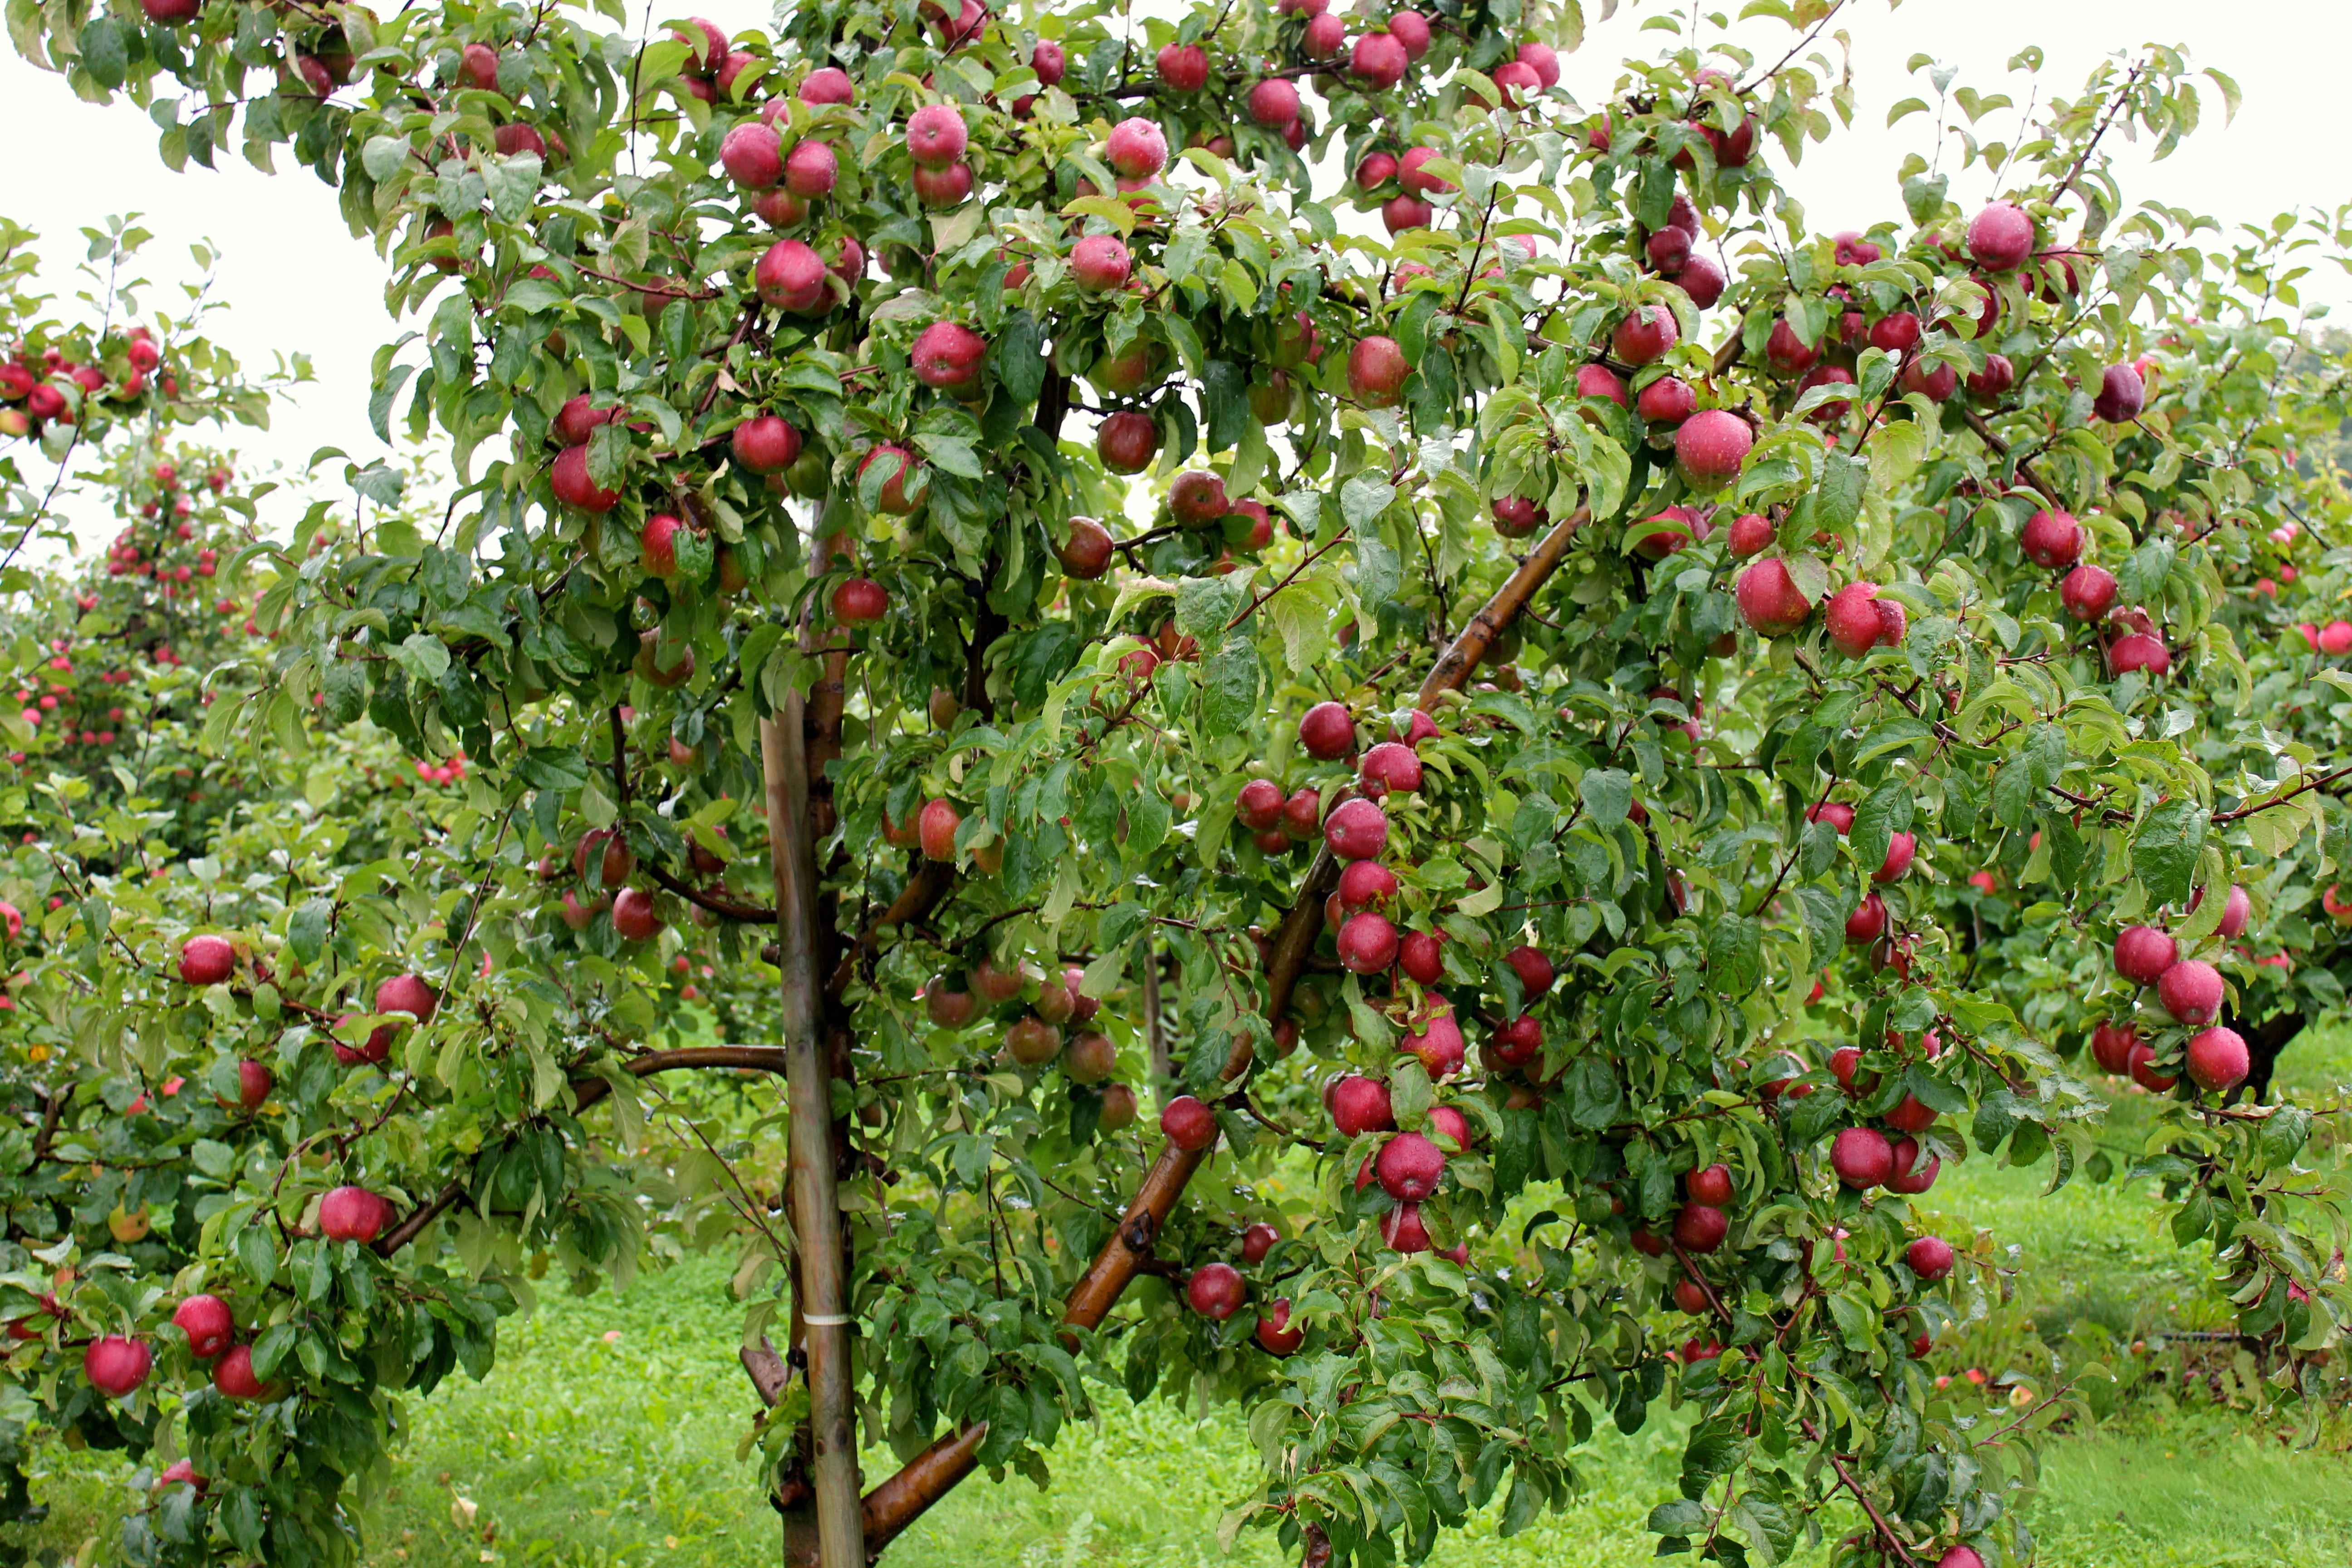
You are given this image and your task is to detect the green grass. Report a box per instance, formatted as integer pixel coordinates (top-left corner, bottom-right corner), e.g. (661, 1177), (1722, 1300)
(16, 1028), (2352, 1566)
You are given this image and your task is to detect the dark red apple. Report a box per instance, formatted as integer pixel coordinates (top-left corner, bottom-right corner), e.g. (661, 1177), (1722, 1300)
(1348, 336), (1409, 407)
(1161, 1093), (1219, 1152)
(1097, 411), (1159, 473)
(1329, 1074), (1395, 1136)
(2020, 508), (2082, 569)
(2060, 563), (2117, 621)
(1831, 1126), (1894, 1188)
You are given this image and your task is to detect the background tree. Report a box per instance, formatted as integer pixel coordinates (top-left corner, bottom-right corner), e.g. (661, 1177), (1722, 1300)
(0, 5), (2346, 1568)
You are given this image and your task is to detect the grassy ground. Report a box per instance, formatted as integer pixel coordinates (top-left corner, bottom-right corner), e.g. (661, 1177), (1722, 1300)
(16, 1029), (2352, 1566)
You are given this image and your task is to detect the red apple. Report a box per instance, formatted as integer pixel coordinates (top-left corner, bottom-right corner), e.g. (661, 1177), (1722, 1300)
(1106, 117), (1167, 178)
(1673, 1202), (1728, 1252)
(910, 321), (988, 391)
(84, 1336), (153, 1398)
(730, 414), (802, 475)
(1070, 234), (1132, 293)
(1735, 558), (1813, 637)
(1965, 202), (2034, 271)
(1186, 1261), (1245, 1318)
(1255, 1298), (1304, 1354)
(1375, 1132), (1446, 1200)
(172, 1294), (234, 1359)
(1161, 1093), (1218, 1151)
(319, 1184), (389, 1242)
(720, 122), (783, 189)
(1831, 1126), (1894, 1188)
(2184, 1026), (2249, 1093)
(1348, 336), (1409, 407)
(1329, 1074), (1394, 1136)
(2155, 960), (2223, 1025)
(1675, 409), (1751, 490)
(1611, 305), (1679, 366)
(2093, 363), (2145, 422)
(2059, 563), (2117, 621)
(1096, 411), (1159, 474)
(1338, 911), (1399, 974)
(1349, 30), (1407, 89)
(2020, 508), (2082, 569)
(1906, 1235), (1955, 1280)
(755, 238), (831, 313)
(179, 934), (235, 985)
(1576, 364), (1628, 405)
(2112, 924), (2176, 986)
(905, 104), (968, 168)
(1155, 42), (1208, 91)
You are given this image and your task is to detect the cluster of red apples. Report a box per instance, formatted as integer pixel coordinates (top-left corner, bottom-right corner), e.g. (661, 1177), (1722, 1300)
(0, 328), (174, 439)
(73, 942), (415, 1404)
(2090, 888), (2255, 1096)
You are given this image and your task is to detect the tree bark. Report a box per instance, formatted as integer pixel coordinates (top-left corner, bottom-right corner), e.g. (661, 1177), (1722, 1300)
(851, 505), (1590, 1549)
(762, 699), (865, 1568)
(1141, 931), (1171, 1086)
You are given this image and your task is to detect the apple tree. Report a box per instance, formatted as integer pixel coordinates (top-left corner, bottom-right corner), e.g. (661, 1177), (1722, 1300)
(1, 1), (2348, 1566)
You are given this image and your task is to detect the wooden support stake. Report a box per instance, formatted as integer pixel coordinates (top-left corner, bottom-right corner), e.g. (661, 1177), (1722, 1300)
(762, 696), (865, 1568)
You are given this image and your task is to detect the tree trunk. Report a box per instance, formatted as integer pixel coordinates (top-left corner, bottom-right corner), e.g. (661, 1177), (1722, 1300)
(762, 697), (865, 1568)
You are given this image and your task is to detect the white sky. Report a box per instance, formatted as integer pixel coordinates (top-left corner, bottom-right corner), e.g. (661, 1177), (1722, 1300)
(3, 0), (2346, 548)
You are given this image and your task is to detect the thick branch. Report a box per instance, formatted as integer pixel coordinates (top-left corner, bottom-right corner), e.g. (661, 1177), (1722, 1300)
(1415, 507), (1589, 706)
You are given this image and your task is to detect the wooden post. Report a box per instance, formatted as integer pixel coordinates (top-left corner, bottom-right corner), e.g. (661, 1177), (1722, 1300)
(762, 695), (865, 1568)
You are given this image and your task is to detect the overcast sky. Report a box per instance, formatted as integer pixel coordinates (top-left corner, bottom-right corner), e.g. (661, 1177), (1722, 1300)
(3, 0), (2346, 547)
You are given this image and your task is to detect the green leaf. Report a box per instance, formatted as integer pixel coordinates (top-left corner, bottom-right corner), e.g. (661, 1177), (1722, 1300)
(1850, 780), (1913, 882)
(2132, 797), (2209, 906)
(519, 747), (591, 790)
(1648, 1499), (1708, 1535)
(2117, 533), (2176, 605)
(1200, 639), (1260, 735)
(1563, 1056), (1620, 1128)
(287, 898), (332, 966)
(360, 134), (411, 183)
(1579, 768), (1632, 831)
(1173, 575), (1245, 644)
(1339, 472), (1396, 531)
(997, 310), (1046, 406)
(1816, 454), (1865, 535)
(1706, 914), (1763, 997)
(1200, 360), (1247, 453)
(1351, 534), (1400, 610)
(77, 15), (126, 87)
(392, 633), (452, 684)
